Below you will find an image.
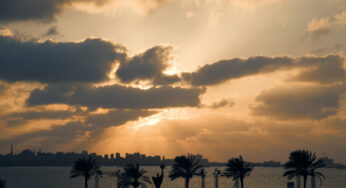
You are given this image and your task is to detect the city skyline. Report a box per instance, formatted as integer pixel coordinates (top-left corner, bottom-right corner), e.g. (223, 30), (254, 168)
(2, 145), (346, 167)
(1, 0), (346, 164)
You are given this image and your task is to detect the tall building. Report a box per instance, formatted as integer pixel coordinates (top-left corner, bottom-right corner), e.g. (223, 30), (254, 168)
(116, 152), (121, 159)
(10, 144), (13, 156)
(110, 153), (114, 159)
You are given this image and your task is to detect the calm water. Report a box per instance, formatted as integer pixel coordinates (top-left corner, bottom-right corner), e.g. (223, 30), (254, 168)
(0, 166), (346, 188)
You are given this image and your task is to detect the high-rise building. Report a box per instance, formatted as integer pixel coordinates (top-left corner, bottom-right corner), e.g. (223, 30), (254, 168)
(110, 153), (114, 159)
(10, 144), (13, 156)
(104, 154), (109, 159)
(116, 152), (121, 159)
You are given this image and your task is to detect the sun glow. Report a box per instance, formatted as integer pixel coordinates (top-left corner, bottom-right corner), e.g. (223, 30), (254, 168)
(132, 109), (191, 129)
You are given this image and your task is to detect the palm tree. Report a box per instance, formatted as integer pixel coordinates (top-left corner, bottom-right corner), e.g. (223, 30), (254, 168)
(225, 155), (253, 188)
(152, 164), (165, 188)
(309, 169), (325, 188)
(70, 157), (102, 188)
(118, 163), (152, 188)
(169, 154), (204, 188)
(283, 150), (325, 188)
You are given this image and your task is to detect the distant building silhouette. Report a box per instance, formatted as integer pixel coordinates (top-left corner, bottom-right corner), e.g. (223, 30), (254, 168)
(10, 144), (13, 157)
(1, 148), (344, 168)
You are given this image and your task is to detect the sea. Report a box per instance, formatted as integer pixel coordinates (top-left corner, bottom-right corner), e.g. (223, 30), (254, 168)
(0, 166), (345, 188)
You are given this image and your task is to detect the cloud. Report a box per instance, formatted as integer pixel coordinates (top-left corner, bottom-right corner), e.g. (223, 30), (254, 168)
(0, 0), (109, 23)
(2, 110), (76, 127)
(116, 45), (180, 85)
(251, 84), (346, 120)
(305, 10), (346, 39)
(209, 98), (234, 108)
(0, 36), (126, 83)
(27, 83), (205, 109)
(182, 56), (293, 86)
(289, 55), (345, 84)
(86, 109), (157, 127)
(0, 109), (155, 152)
(0, 27), (13, 36)
(182, 55), (345, 86)
(43, 26), (60, 37)
(306, 17), (331, 39)
(0, 84), (6, 92)
(334, 10), (346, 25)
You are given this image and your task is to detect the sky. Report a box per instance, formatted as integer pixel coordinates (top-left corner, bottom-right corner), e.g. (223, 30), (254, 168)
(0, 0), (346, 164)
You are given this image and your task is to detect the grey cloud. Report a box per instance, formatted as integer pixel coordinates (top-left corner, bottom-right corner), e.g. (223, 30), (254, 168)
(0, 84), (6, 91)
(291, 57), (345, 83)
(3, 110), (76, 127)
(305, 28), (330, 40)
(0, 0), (109, 23)
(27, 83), (205, 109)
(0, 36), (126, 83)
(209, 99), (234, 108)
(182, 56), (293, 86)
(0, 109), (156, 152)
(182, 55), (345, 86)
(251, 84), (346, 120)
(44, 26), (59, 37)
(116, 45), (180, 85)
(5, 110), (75, 120)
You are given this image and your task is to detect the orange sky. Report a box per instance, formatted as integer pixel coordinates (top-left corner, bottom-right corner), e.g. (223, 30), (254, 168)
(0, 0), (346, 163)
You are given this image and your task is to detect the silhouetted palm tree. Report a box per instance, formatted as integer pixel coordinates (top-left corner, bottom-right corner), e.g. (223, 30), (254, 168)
(169, 154), (203, 188)
(152, 164), (165, 188)
(283, 150), (325, 188)
(309, 169), (325, 188)
(118, 163), (151, 188)
(70, 157), (102, 188)
(225, 155), (253, 188)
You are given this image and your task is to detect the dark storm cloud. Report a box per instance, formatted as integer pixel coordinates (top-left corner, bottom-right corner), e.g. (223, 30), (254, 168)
(27, 83), (205, 109)
(251, 84), (346, 120)
(116, 45), (180, 85)
(0, 109), (156, 151)
(0, 36), (126, 83)
(0, 0), (109, 23)
(182, 55), (345, 86)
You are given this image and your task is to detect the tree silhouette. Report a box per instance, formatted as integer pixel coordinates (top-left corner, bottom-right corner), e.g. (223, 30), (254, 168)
(70, 157), (102, 188)
(169, 154), (203, 188)
(152, 164), (165, 188)
(283, 150), (325, 188)
(118, 163), (152, 188)
(225, 155), (253, 188)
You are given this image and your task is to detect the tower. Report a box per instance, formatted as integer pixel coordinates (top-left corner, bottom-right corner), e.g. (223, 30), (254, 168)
(10, 144), (13, 156)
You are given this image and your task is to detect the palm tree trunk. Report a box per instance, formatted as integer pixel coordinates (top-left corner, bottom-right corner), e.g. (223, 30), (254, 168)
(185, 177), (190, 188)
(240, 177), (244, 188)
(201, 175), (205, 188)
(234, 178), (239, 188)
(311, 176), (316, 188)
(95, 175), (99, 188)
(297, 175), (301, 188)
(84, 176), (88, 188)
(303, 175), (307, 188)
